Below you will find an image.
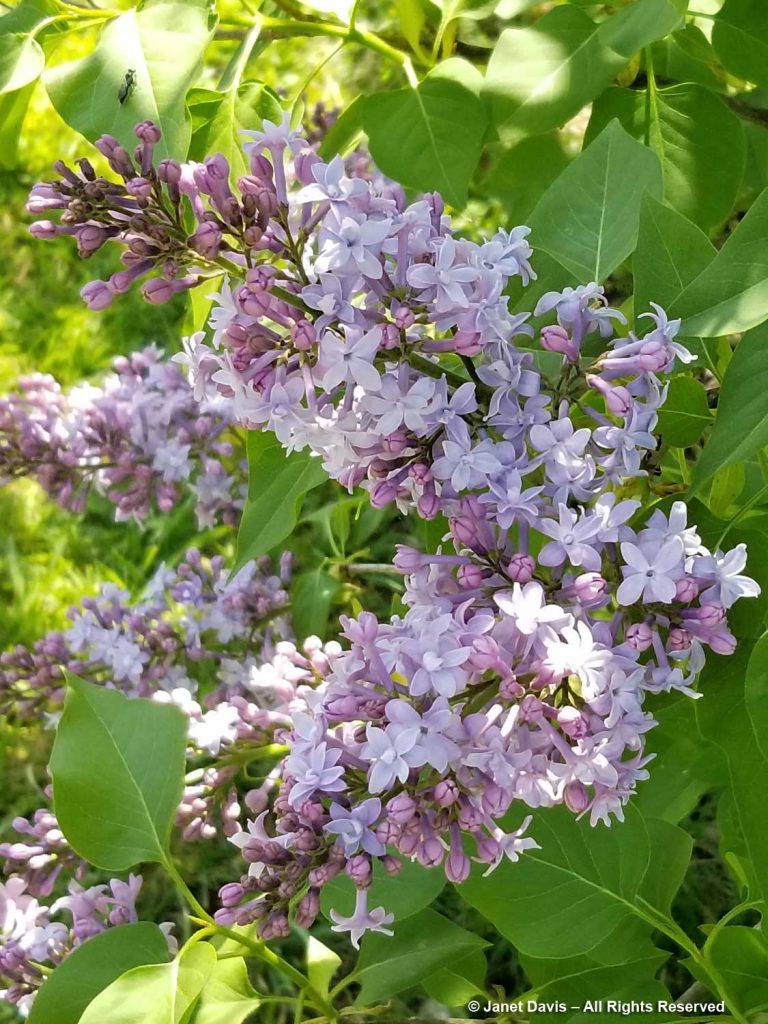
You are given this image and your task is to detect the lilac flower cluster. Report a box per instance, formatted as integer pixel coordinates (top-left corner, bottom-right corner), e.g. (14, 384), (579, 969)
(0, 548), (292, 727)
(0, 867), (174, 1016)
(0, 346), (242, 526)
(27, 118), (759, 950)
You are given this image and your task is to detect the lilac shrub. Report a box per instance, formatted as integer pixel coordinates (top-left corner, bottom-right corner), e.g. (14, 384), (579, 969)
(25, 118), (760, 952)
(0, 345), (242, 527)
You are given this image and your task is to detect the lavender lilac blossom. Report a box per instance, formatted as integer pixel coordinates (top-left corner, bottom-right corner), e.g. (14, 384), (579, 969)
(26, 117), (760, 949)
(0, 346), (242, 527)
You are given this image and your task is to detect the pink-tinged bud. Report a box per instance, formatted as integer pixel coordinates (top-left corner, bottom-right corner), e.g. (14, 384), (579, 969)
(480, 784), (508, 817)
(571, 572), (609, 607)
(380, 323), (400, 349)
(453, 330), (483, 356)
(445, 833), (471, 884)
(586, 373), (634, 416)
(219, 882), (245, 907)
(393, 546), (426, 573)
(294, 147), (321, 185)
(295, 888), (320, 928)
(557, 705), (589, 739)
(126, 176), (152, 199)
(520, 694), (544, 723)
(260, 914), (290, 940)
(541, 324), (579, 362)
(457, 562), (485, 589)
(235, 284), (270, 318)
(675, 577), (699, 603)
(370, 479), (398, 508)
(76, 224), (107, 256)
(250, 152), (274, 179)
(499, 674), (524, 700)
(382, 855), (402, 876)
(417, 489), (440, 519)
(291, 319), (316, 351)
(417, 835), (444, 868)
(346, 854), (372, 887)
(80, 280), (114, 310)
(245, 786), (269, 814)
(564, 781), (590, 814)
(507, 553), (535, 583)
(189, 221), (222, 260)
(697, 603), (726, 628)
(625, 622), (653, 651)
(383, 431), (409, 455)
(135, 120), (161, 144)
(457, 802), (483, 830)
(434, 779), (460, 807)
(158, 159), (182, 186)
(141, 277), (176, 304)
(708, 629), (737, 655)
(387, 793), (417, 826)
(474, 833), (500, 864)
(667, 627), (692, 652)
(29, 220), (60, 240)
(451, 514), (479, 547)
(393, 305), (415, 330)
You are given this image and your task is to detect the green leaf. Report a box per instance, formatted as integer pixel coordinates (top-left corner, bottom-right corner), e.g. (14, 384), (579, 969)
(587, 84), (745, 231)
(0, 33), (44, 94)
(355, 909), (488, 1006)
(50, 674), (187, 871)
(479, 134), (570, 223)
(292, 569), (340, 641)
(362, 59), (488, 207)
(194, 957), (261, 1024)
(0, 80), (34, 169)
(27, 924), (170, 1024)
(483, 6), (626, 141)
(234, 432), (327, 573)
(633, 194), (716, 320)
(706, 927), (768, 1014)
(0, 0), (57, 34)
(80, 943), (216, 1024)
(306, 936), (341, 1000)
(745, 631), (768, 762)
(527, 120), (662, 283)
(461, 805), (686, 959)
(599, 0), (686, 58)
(44, 0), (216, 161)
(635, 695), (726, 824)
(649, 25), (725, 92)
(188, 81), (282, 179)
(692, 325), (768, 488)
(521, 953), (673, 1023)
(320, 854), (445, 923)
(421, 948), (486, 1006)
(696, 644), (768, 906)
(668, 187), (768, 337)
(712, 0), (768, 90)
(656, 376), (711, 448)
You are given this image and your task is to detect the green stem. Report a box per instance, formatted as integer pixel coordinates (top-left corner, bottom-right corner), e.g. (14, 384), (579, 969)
(164, 858), (214, 924)
(715, 481), (768, 547)
(223, 12), (419, 74)
(702, 900), (762, 957)
(213, 924), (337, 1020)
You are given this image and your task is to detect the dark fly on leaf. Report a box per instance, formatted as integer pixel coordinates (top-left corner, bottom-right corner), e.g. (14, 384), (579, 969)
(118, 69), (137, 105)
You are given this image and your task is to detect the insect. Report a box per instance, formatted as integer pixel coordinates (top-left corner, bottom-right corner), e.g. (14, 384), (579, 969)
(118, 68), (137, 105)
